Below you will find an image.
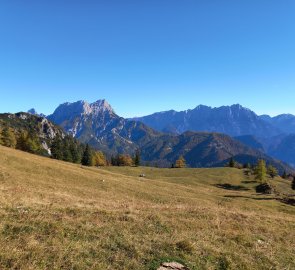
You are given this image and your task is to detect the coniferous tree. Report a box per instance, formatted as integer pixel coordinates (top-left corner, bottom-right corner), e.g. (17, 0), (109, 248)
(282, 171), (288, 179)
(51, 136), (63, 160)
(175, 156), (186, 168)
(134, 149), (141, 167)
(0, 127), (3, 145)
(16, 130), (42, 154)
(229, 157), (235, 168)
(16, 131), (29, 151)
(267, 165), (278, 179)
(243, 163), (251, 169)
(254, 159), (267, 183)
(292, 177), (295, 190)
(111, 155), (117, 166)
(70, 141), (81, 164)
(1, 126), (17, 148)
(62, 139), (73, 162)
(26, 131), (42, 154)
(117, 154), (133, 166)
(82, 144), (93, 166)
(92, 151), (107, 166)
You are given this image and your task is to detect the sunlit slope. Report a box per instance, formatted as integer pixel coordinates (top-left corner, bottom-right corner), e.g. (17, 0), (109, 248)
(0, 145), (294, 270)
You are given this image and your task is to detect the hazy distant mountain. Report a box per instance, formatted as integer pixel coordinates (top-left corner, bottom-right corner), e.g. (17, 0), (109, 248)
(27, 108), (38, 115)
(27, 108), (46, 118)
(268, 134), (295, 168)
(260, 114), (295, 134)
(234, 133), (295, 169)
(132, 104), (281, 138)
(234, 135), (265, 152)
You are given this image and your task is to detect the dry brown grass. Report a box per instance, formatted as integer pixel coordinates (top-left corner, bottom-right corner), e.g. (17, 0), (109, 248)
(0, 145), (295, 269)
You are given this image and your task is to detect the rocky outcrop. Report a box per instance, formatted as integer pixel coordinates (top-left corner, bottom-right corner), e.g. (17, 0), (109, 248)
(0, 112), (64, 154)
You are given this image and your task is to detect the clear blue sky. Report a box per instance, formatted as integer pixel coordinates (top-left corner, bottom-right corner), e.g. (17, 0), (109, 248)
(0, 0), (294, 117)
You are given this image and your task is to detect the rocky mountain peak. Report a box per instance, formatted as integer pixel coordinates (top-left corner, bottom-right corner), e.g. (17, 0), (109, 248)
(27, 108), (46, 118)
(89, 99), (115, 115)
(48, 99), (116, 124)
(27, 108), (38, 115)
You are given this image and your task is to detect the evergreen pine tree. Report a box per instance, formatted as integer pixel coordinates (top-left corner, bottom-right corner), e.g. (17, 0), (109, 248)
(1, 126), (17, 148)
(16, 131), (29, 151)
(62, 138), (73, 162)
(243, 163), (251, 169)
(70, 140), (81, 164)
(111, 156), (116, 166)
(267, 165), (278, 179)
(0, 128), (3, 145)
(229, 157), (235, 168)
(134, 149), (141, 167)
(81, 144), (93, 166)
(51, 136), (63, 160)
(26, 131), (41, 154)
(282, 171), (288, 179)
(292, 177), (295, 190)
(254, 159), (267, 183)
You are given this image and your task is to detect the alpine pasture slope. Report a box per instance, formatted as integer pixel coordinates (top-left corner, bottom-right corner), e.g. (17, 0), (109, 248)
(0, 145), (294, 269)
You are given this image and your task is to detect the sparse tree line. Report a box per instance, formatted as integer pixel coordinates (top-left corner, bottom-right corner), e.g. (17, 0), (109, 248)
(1, 125), (295, 190)
(0, 125), (142, 167)
(0, 123), (184, 169)
(0, 125), (47, 155)
(227, 157), (295, 191)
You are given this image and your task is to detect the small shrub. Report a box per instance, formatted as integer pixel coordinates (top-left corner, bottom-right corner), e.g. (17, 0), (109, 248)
(256, 183), (273, 194)
(176, 240), (194, 254)
(218, 256), (230, 270)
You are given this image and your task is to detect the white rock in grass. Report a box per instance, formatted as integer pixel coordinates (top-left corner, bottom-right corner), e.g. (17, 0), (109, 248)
(158, 262), (190, 270)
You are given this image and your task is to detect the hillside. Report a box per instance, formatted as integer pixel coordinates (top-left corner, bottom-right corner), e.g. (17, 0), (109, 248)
(0, 112), (64, 154)
(0, 146), (294, 269)
(141, 131), (293, 174)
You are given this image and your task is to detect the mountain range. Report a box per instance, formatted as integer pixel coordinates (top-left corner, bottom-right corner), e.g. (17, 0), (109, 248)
(132, 104), (295, 137)
(22, 99), (291, 173)
(131, 104), (295, 167)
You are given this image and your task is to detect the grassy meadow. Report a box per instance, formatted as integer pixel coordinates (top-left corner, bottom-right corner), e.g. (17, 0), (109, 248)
(0, 145), (294, 269)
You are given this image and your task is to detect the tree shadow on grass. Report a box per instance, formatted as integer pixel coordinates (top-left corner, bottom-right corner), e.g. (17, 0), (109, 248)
(279, 197), (295, 206)
(224, 195), (275, 201)
(214, 183), (250, 191)
(225, 195), (295, 206)
(242, 180), (257, 184)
